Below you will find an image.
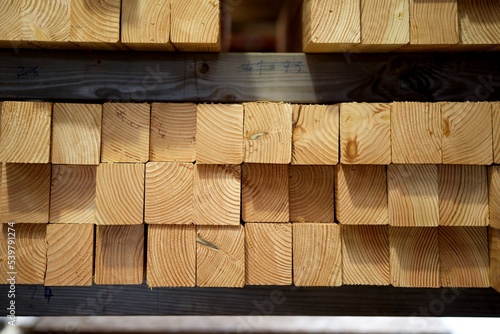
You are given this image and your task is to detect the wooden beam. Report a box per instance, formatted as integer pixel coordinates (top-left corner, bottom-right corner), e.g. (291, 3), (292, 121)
(491, 227), (500, 293)
(45, 224), (93, 286)
(0, 1), (22, 48)
(489, 166), (500, 229)
(336, 165), (388, 225)
(457, 0), (500, 48)
(50, 165), (96, 224)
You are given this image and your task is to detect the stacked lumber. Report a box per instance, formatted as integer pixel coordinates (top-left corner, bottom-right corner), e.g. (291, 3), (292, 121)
(1, 100), (500, 292)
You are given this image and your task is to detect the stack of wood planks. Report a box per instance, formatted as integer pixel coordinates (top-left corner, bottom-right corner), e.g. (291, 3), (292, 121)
(0, 100), (499, 290)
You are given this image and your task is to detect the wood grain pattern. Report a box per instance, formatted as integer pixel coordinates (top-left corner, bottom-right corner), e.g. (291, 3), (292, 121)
(145, 162), (193, 225)
(489, 166), (500, 229)
(241, 163), (289, 223)
(52, 103), (102, 165)
(95, 225), (144, 285)
(336, 165), (388, 225)
(292, 104), (339, 165)
(101, 103), (150, 163)
(490, 227), (500, 293)
(442, 102), (492, 165)
(0, 101), (52, 164)
(289, 165), (334, 223)
(388, 164), (439, 227)
(20, 0), (70, 43)
(438, 165), (488, 226)
(302, 0), (360, 52)
(390, 227), (440, 288)
(171, 0), (221, 51)
(493, 103), (500, 164)
(192, 164), (241, 225)
(245, 223), (292, 286)
(293, 223), (341, 287)
(340, 103), (391, 164)
(0, 223), (46, 284)
(196, 104), (244, 164)
(439, 227), (489, 287)
(70, 0), (121, 45)
(197, 225), (245, 287)
(95, 163), (145, 225)
(0, 0), (21, 45)
(458, 0), (500, 45)
(50, 165), (96, 224)
(147, 225), (196, 287)
(0, 163), (51, 224)
(408, 0), (458, 46)
(45, 224), (93, 286)
(244, 102), (293, 164)
(342, 225), (390, 285)
(391, 102), (442, 164)
(121, 0), (174, 51)
(150, 103), (196, 162)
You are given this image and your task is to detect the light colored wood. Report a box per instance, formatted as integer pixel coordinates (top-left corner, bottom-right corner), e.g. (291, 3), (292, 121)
(192, 164), (241, 225)
(442, 102), (492, 165)
(493, 103), (500, 163)
(293, 223), (341, 287)
(389, 227), (440, 288)
(439, 165), (488, 226)
(490, 227), (500, 292)
(101, 103), (150, 163)
(95, 225), (144, 285)
(489, 166), (500, 229)
(342, 225), (390, 285)
(52, 103), (102, 165)
(0, 223), (46, 284)
(289, 165), (334, 223)
(302, 0), (360, 52)
(408, 0), (458, 46)
(121, 0), (175, 51)
(145, 162), (193, 225)
(439, 227), (489, 287)
(340, 103), (391, 164)
(50, 165), (96, 224)
(70, 0), (121, 45)
(45, 224), (93, 286)
(147, 225), (196, 287)
(388, 164), (439, 227)
(197, 225), (245, 287)
(244, 102), (293, 164)
(292, 104), (339, 165)
(241, 163), (289, 223)
(20, 0), (70, 44)
(171, 0), (221, 51)
(196, 104), (244, 164)
(0, 163), (51, 224)
(95, 163), (145, 225)
(391, 102), (442, 164)
(0, 101), (52, 163)
(0, 1), (21, 46)
(245, 223), (292, 286)
(336, 165), (388, 225)
(150, 103), (196, 162)
(458, 0), (500, 46)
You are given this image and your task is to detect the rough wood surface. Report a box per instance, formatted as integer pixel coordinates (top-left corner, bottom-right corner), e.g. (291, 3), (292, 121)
(244, 102), (293, 164)
(95, 225), (144, 285)
(390, 227), (440, 288)
(50, 165), (96, 224)
(439, 227), (489, 288)
(147, 225), (196, 287)
(101, 103), (150, 163)
(196, 104), (244, 164)
(340, 103), (391, 164)
(408, 0), (458, 46)
(342, 225), (390, 286)
(439, 165), (489, 226)
(197, 225), (245, 288)
(441, 102), (492, 165)
(52, 103), (102, 165)
(245, 223), (292, 286)
(150, 103), (196, 162)
(193, 164), (241, 225)
(391, 102), (442, 164)
(241, 163), (289, 223)
(45, 224), (94, 286)
(145, 162), (193, 225)
(289, 165), (334, 223)
(95, 163), (145, 225)
(292, 104), (339, 165)
(20, 0), (70, 45)
(336, 165), (388, 225)
(0, 101), (52, 164)
(458, 0), (500, 45)
(489, 166), (500, 229)
(0, 163), (51, 224)
(493, 103), (500, 164)
(0, 1), (22, 47)
(293, 223), (341, 287)
(491, 227), (500, 293)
